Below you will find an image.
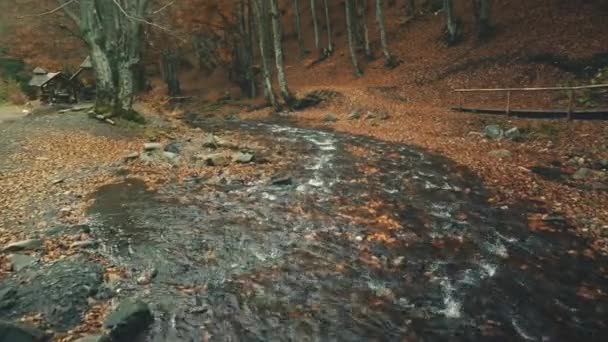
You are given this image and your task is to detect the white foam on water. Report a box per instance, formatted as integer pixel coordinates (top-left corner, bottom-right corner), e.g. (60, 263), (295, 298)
(439, 280), (462, 318)
(481, 262), (497, 277)
(308, 179), (324, 187)
(511, 318), (537, 341)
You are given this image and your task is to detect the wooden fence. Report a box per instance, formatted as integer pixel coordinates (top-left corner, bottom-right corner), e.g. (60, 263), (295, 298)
(453, 84), (608, 120)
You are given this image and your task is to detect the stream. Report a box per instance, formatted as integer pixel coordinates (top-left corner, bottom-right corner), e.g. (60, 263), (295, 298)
(86, 119), (608, 341)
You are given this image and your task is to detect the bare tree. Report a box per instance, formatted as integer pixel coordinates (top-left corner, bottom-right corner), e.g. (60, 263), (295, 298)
(358, 0), (372, 58)
(443, 0), (460, 44)
(58, 0), (149, 120)
(270, 0), (295, 107)
(310, 0), (321, 52)
(472, 0), (491, 40)
(375, 0), (396, 66)
(293, 0), (305, 57)
(252, 0), (278, 108)
(322, 0), (333, 54)
(345, 0), (362, 76)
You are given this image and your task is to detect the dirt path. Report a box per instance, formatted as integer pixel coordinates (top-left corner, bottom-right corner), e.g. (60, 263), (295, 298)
(0, 105), (28, 124)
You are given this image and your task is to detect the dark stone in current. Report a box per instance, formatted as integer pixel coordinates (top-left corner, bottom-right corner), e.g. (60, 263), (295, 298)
(0, 287), (16, 310)
(164, 142), (181, 154)
(0, 258), (103, 331)
(530, 165), (566, 182)
(104, 299), (153, 341)
(0, 320), (48, 342)
(271, 174), (293, 186)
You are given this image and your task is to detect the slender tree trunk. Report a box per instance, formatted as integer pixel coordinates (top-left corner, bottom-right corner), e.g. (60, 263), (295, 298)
(443, 0), (458, 44)
(345, 0), (362, 76)
(252, 0), (278, 109)
(310, 0), (321, 52)
(322, 0), (333, 54)
(162, 50), (181, 97)
(472, 0), (491, 40)
(358, 0), (372, 58)
(293, 0), (305, 57)
(247, 0), (257, 98)
(375, 0), (395, 66)
(270, 0), (295, 107)
(407, 0), (415, 17)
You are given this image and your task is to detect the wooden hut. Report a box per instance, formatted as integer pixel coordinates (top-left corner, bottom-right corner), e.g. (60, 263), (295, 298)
(28, 67), (75, 103)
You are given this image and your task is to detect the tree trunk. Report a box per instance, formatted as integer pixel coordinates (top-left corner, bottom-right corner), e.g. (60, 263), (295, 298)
(252, 0), (278, 109)
(310, 0), (321, 52)
(443, 0), (459, 44)
(322, 0), (333, 54)
(375, 0), (395, 66)
(293, 0), (305, 57)
(270, 0), (295, 107)
(162, 50), (181, 97)
(407, 0), (416, 17)
(64, 0), (147, 120)
(345, 0), (362, 76)
(358, 0), (372, 58)
(247, 0), (257, 98)
(472, 0), (491, 40)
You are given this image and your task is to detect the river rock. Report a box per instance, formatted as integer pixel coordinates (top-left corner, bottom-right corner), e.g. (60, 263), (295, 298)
(0, 287), (17, 310)
(323, 113), (338, 122)
(232, 152), (254, 163)
(202, 135), (220, 148)
(347, 110), (361, 120)
(7, 254), (36, 272)
(143, 143), (162, 151)
(2, 239), (43, 253)
(163, 151), (178, 161)
(2, 258), (103, 330)
(122, 152), (139, 162)
(271, 174), (293, 186)
(484, 125), (504, 140)
(70, 240), (98, 249)
(164, 142), (181, 154)
(104, 299), (153, 341)
(75, 335), (108, 342)
(505, 127), (522, 141)
(573, 167), (592, 180)
(488, 149), (512, 159)
(0, 321), (48, 342)
(196, 153), (230, 167)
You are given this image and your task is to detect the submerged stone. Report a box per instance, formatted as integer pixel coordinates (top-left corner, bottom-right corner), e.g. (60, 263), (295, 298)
(2, 239), (43, 253)
(104, 299), (153, 341)
(0, 320), (48, 342)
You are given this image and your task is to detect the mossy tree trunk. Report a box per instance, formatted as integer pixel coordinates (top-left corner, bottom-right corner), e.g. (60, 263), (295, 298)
(270, 0), (296, 107)
(345, 0), (362, 76)
(60, 0), (147, 120)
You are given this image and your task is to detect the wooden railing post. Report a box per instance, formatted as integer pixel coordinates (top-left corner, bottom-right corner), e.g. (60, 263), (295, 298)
(567, 90), (574, 121)
(506, 90), (511, 116)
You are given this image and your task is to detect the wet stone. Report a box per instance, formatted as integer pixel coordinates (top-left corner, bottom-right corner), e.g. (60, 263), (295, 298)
(484, 125), (504, 139)
(70, 240), (98, 249)
(0, 258), (103, 330)
(75, 335), (108, 342)
(348, 110), (361, 120)
(7, 254), (36, 272)
(143, 143), (162, 151)
(104, 299), (153, 341)
(2, 239), (43, 253)
(232, 152), (254, 164)
(505, 127), (522, 141)
(196, 153), (230, 167)
(323, 113), (338, 122)
(0, 287), (17, 310)
(164, 142), (181, 154)
(488, 149), (512, 159)
(573, 167), (592, 180)
(0, 320), (48, 342)
(270, 174), (293, 186)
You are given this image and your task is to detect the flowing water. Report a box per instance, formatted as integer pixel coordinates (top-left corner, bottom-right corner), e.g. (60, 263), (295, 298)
(87, 119), (608, 341)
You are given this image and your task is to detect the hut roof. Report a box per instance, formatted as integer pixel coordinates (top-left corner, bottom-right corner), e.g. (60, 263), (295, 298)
(28, 72), (61, 87)
(80, 56), (92, 69)
(33, 67), (48, 75)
